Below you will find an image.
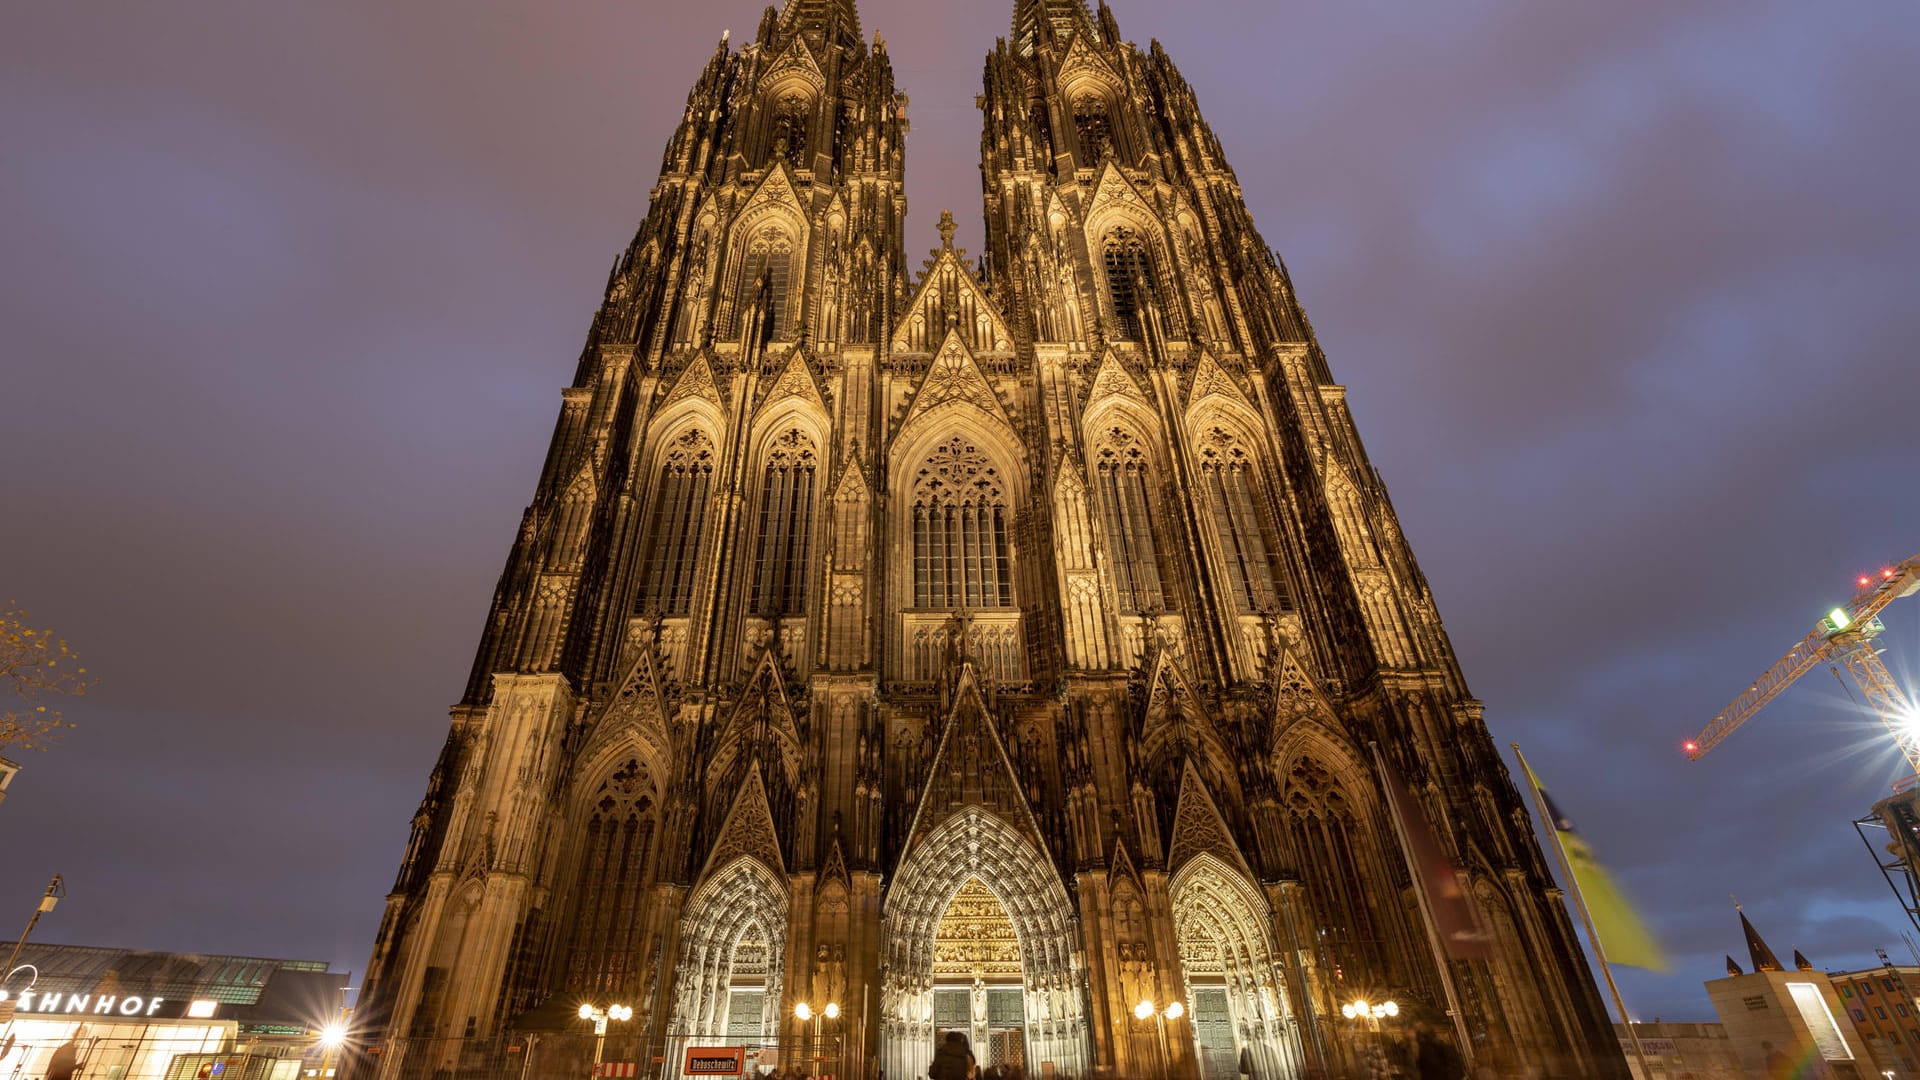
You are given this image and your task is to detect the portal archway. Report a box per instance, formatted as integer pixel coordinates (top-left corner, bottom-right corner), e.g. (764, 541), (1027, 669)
(1170, 856), (1299, 1080)
(669, 857), (789, 1059)
(881, 809), (1090, 1080)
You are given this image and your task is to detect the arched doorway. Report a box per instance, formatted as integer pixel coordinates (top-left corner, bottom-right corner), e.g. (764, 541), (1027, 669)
(1170, 857), (1298, 1080)
(881, 810), (1090, 1080)
(670, 858), (789, 1062)
(931, 878), (1027, 1068)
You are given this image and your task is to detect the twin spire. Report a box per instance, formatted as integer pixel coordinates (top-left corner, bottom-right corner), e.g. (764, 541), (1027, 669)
(1725, 902), (1815, 976)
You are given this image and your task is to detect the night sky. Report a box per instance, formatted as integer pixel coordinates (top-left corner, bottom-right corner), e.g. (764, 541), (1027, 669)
(4, 0), (1919, 1024)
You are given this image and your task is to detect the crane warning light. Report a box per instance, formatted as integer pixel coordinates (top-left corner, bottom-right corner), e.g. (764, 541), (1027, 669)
(1683, 740), (1698, 755)
(1885, 568), (1898, 579)
(1860, 576), (1872, 588)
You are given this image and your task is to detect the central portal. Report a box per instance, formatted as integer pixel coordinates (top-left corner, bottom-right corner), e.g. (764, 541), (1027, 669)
(932, 878), (1027, 1068)
(880, 809), (1091, 1080)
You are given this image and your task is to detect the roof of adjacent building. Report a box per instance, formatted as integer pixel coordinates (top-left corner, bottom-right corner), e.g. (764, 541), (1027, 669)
(7, 942), (346, 1032)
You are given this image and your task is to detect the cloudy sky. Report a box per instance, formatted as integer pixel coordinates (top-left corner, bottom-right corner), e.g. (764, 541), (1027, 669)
(3, 0), (1918, 1024)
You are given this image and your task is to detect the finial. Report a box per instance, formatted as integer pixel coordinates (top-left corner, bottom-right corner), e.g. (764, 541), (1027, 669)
(936, 209), (957, 250)
(722, 28), (731, 42)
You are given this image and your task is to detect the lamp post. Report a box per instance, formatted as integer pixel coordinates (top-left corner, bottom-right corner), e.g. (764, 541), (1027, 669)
(578, 1003), (632, 1078)
(1132, 998), (1185, 1080)
(1338, 999), (1397, 1078)
(793, 1001), (838, 1074)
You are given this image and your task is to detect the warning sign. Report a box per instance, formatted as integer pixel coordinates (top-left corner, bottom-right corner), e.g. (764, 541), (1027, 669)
(684, 1047), (746, 1076)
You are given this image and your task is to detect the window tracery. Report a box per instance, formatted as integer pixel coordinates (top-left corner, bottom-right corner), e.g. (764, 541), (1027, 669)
(564, 759), (658, 997)
(642, 429), (716, 616)
(750, 429), (817, 616)
(1197, 427), (1289, 612)
(1102, 227), (1151, 341)
(1093, 428), (1164, 612)
(729, 226), (794, 339)
(910, 436), (1013, 609)
(770, 91), (811, 170)
(1072, 94), (1114, 163)
(1281, 755), (1387, 986)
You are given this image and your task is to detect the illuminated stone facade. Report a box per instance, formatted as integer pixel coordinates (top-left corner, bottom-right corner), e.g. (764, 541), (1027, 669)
(349, 2), (1626, 1078)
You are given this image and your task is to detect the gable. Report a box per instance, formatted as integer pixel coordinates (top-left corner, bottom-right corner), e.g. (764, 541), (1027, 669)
(1086, 162), (1155, 230)
(699, 767), (788, 882)
(661, 353), (726, 411)
(1055, 32), (1121, 96)
(1082, 349), (1150, 414)
(1165, 760), (1253, 879)
(755, 347), (828, 418)
(896, 331), (1015, 441)
(901, 666), (1051, 858)
(1185, 351), (1256, 415)
(761, 35), (826, 96)
(893, 248), (1014, 355)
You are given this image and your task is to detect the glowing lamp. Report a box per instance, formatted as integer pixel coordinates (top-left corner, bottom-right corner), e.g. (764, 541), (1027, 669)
(319, 1024), (347, 1049)
(823, 1002), (840, 1020)
(1134, 1000), (1155, 1020)
(578, 1003), (596, 1020)
(795, 1002), (813, 1021)
(1382, 1001), (1399, 1017)
(1163, 1001), (1184, 1020)
(609, 1004), (633, 1021)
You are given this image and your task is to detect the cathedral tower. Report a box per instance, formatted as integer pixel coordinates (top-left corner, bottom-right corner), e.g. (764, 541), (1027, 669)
(348, 2), (1627, 1078)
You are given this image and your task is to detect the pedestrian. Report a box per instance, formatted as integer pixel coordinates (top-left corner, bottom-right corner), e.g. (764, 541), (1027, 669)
(1411, 1023), (1464, 1080)
(929, 1030), (974, 1080)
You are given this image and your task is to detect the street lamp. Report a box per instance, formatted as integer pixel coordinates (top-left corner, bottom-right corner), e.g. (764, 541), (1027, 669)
(1339, 999), (1397, 1075)
(579, 1002), (632, 1077)
(1133, 999), (1185, 1079)
(794, 1001), (839, 1072)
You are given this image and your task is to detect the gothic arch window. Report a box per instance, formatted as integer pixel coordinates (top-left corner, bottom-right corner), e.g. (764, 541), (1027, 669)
(1196, 426), (1290, 612)
(750, 429), (818, 616)
(729, 226), (794, 340)
(770, 91), (811, 170)
(642, 429), (716, 616)
(564, 759), (658, 997)
(910, 436), (1013, 610)
(1102, 227), (1152, 341)
(1281, 754), (1387, 986)
(1071, 93), (1114, 164)
(1093, 427), (1164, 612)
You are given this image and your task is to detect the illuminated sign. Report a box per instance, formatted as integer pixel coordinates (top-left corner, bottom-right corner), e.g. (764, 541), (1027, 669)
(684, 1047), (745, 1075)
(0, 988), (167, 1017)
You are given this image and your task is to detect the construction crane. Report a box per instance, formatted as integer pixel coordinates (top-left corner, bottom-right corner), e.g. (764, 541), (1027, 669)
(1685, 552), (1920, 773)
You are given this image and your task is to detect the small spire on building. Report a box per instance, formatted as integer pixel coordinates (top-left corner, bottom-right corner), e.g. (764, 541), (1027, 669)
(1734, 901), (1784, 973)
(1726, 955), (1744, 977)
(937, 209), (957, 251)
(1794, 949), (1815, 972)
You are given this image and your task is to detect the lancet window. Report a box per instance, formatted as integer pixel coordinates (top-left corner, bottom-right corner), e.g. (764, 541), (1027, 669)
(1103, 227), (1152, 341)
(731, 226), (794, 340)
(1094, 429), (1164, 612)
(750, 429), (817, 616)
(770, 92), (811, 170)
(910, 436), (1014, 609)
(1072, 94), (1114, 163)
(563, 759), (658, 997)
(642, 429), (716, 616)
(1282, 755), (1387, 985)
(1198, 427), (1289, 612)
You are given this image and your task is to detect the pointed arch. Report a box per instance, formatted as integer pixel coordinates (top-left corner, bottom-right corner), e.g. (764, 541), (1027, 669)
(559, 755), (663, 999)
(1190, 413), (1292, 616)
(882, 808), (1091, 1080)
(671, 855), (791, 1050)
(722, 168), (810, 340)
(637, 424), (720, 617)
(1272, 736), (1398, 992)
(1167, 854), (1297, 1080)
(1086, 420), (1168, 613)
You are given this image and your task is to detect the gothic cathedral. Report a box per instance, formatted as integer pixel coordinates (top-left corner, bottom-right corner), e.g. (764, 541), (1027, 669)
(350, 2), (1625, 1078)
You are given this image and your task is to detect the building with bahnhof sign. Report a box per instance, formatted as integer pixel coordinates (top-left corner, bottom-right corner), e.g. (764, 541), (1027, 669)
(0, 942), (349, 1080)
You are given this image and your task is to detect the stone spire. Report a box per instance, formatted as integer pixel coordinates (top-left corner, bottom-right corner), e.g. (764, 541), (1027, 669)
(779, 0), (860, 46)
(1012, 0), (1096, 56)
(1738, 905), (1784, 973)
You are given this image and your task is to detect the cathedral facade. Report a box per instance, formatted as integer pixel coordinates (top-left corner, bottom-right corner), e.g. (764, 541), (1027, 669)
(348, 2), (1626, 1078)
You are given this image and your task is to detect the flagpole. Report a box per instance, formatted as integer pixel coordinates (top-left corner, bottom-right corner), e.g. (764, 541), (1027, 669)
(1511, 743), (1650, 1078)
(1368, 741), (1474, 1067)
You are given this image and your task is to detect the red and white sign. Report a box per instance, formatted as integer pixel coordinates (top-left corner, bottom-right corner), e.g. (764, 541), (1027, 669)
(594, 1064), (638, 1078)
(684, 1047), (746, 1076)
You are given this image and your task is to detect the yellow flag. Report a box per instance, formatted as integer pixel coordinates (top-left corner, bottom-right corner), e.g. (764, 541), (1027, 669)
(1522, 760), (1669, 972)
